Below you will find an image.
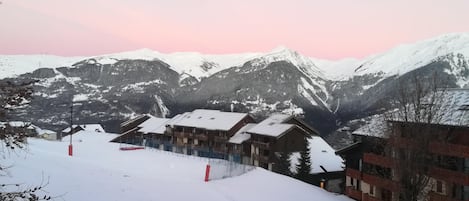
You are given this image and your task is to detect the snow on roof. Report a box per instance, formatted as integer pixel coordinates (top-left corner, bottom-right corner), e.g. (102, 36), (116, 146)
(228, 123), (256, 144)
(290, 136), (344, 174)
(138, 115), (170, 134)
(170, 109), (248, 131)
(352, 115), (389, 138)
(437, 89), (469, 126)
(353, 89), (469, 138)
(62, 124), (105, 133)
(0, 121), (35, 129)
(247, 114), (294, 137)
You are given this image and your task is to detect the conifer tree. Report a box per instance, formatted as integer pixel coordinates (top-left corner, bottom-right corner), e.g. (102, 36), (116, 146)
(274, 151), (292, 176)
(295, 144), (312, 182)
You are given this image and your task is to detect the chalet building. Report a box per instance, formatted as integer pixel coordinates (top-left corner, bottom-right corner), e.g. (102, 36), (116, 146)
(0, 121), (38, 137)
(111, 109), (332, 175)
(243, 114), (318, 170)
(62, 124), (105, 137)
(111, 114), (170, 147)
(337, 89), (469, 201)
(167, 109), (254, 159)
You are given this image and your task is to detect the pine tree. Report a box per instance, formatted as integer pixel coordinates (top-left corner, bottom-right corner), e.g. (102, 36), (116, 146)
(295, 144), (311, 182)
(274, 151), (292, 176)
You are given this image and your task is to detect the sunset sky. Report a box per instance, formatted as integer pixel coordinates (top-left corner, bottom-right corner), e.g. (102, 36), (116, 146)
(1, 0), (469, 59)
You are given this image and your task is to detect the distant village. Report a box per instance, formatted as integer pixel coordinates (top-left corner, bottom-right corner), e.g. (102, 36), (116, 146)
(4, 88), (468, 201)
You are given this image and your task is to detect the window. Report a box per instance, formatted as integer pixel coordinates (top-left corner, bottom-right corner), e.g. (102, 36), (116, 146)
(369, 185), (374, 195)
(436, 180), (443, 193)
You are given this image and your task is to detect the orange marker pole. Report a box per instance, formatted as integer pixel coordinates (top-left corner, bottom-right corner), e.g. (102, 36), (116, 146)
(204, 164), (210, 182)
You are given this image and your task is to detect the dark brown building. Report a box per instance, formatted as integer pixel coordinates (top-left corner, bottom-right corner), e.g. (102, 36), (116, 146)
(338, 89), (469, 201)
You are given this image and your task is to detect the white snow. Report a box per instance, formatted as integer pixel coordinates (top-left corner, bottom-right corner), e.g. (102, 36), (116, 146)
(351, 33), (469, 78)
(247, 114), (294, 137)
(228, 123), (256, 144)
(2, 131), (352, 201)
(0, 54), (84, 79)
(170, 109), (249, 131)
(290, 136), (344, 174)
(137, 115), (170, 134)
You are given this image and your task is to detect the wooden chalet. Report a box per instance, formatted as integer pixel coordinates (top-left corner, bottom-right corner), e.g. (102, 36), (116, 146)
(244, 114), (319, 171)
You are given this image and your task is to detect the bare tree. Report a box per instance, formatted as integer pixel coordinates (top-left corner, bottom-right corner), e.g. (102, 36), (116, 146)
(0, 80), (52, 201)
(383, 73), (450, 201)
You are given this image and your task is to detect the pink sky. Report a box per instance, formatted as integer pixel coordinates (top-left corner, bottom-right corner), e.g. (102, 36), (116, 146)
(1, 0), (469, 59)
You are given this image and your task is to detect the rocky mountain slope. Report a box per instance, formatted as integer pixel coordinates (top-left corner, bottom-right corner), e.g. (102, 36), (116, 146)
(2, 33), (468, 137)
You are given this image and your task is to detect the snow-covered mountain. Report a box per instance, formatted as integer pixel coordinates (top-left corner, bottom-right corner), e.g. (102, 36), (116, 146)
(1, 32), (468, 137)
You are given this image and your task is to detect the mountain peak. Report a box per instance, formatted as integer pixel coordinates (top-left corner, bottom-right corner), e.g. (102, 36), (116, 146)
(270, 46), (297, 54)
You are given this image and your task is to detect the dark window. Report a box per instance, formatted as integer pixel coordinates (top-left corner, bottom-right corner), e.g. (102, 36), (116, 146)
(436, 180), (443, 193)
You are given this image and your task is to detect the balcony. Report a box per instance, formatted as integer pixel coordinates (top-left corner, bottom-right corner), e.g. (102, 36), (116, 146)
(193, 134), (208, 141)
(212, 146), (228, 153)
(213, 135), (228, 142)
(173, 131), (191, 138)
(429, 167), (469, 186)
(362, 194), (381, 201)
(252, 141), (270, 149)
(428, 192), (462, 201)
(345, 186), (362, 200)
(429, 142), (469, 158)
(252, 153), (270, 162)
(363, 153), (395, 168)
(362, 173), (399, 192)
(346, 168), (362, 180)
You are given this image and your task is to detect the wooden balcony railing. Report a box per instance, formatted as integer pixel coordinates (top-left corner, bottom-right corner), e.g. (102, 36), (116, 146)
(252, 153), (270, 162)
(213, 135), (228, 142)
(345, 186), (362, 200)
(428, 192), (462, 201)
(346, 168), (362, 180)
(362, 173), (399, 192)
(193, 134), (208, 141)
(363, 153), (395, 168)
(252, 141), (270, 149)
(363, 193), (381, 201)
(173, 131), (191, 138)
(212, 146), (228, 153)
(429, 167), (469, 186)
(429, 142), (469, 158)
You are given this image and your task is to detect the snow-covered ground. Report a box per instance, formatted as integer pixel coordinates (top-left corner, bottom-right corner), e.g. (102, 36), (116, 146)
(2, 131), (351, 201)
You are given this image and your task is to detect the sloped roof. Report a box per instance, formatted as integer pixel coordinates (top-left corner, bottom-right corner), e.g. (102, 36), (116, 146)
(169, 109), (249, 131)
(247, 114), (294, 137)
(138, 115), (170, 134)
(228, 123), (256, 144)
(290, 136), (344, 174)
(353, 89), (469, 138)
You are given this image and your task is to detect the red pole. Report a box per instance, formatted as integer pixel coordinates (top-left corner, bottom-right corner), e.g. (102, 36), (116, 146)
(204, 164), (210, 182)
(68, 144), (73, 156)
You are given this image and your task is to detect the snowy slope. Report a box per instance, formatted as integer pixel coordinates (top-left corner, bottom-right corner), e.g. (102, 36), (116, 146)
(0, 54), (84, 79)
(352, 33), (469, 77)
(3, 131), (351, 201)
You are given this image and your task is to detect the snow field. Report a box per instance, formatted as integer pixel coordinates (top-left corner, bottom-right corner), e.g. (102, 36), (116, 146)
(2, 131), (351, 201)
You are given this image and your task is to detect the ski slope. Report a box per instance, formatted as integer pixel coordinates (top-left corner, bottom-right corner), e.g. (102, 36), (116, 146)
(2, 131), (351, 201)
